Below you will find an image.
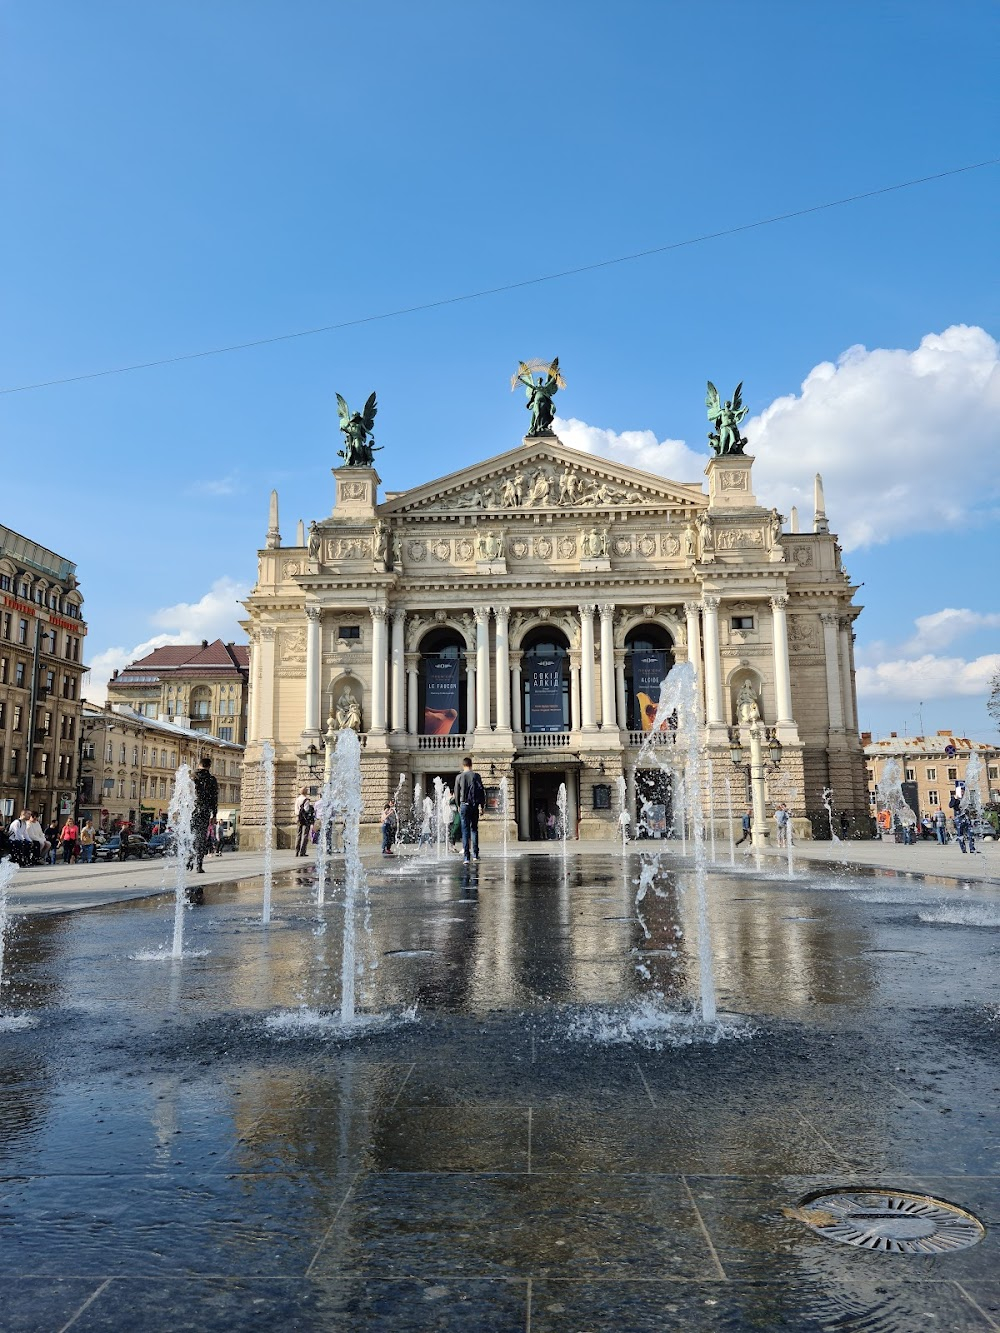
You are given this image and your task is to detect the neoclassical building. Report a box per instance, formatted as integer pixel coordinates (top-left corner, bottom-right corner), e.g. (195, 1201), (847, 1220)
(240, 427), (867, 846)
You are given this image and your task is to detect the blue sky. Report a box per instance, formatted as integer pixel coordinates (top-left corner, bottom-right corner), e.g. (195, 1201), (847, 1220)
(2, 1), (998, 740)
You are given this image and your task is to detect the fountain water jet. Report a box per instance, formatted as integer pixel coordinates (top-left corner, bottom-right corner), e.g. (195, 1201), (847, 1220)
(557, 782), (568, 865)
(330, 728), (370, 1023)
(725, 773), (736, 864)
(0, 857), (16, 998)
(498, 776), (510, 866)
(616, 774), (629, 857)
(168, 765), (196, 958)
(261, 741), (276, 923)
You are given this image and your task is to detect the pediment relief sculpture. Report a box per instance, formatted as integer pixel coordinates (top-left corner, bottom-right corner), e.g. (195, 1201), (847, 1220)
(420, 463), (672, 513)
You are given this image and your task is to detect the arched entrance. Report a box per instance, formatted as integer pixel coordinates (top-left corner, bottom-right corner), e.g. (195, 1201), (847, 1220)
(520, 626), (573, 839)
(417, 628), (469, 736)
(624, 623), (675, 731)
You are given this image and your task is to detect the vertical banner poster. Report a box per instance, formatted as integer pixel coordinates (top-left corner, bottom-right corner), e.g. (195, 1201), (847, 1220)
(528, 656), (564, 732)
(424, 658), (460, 734)
(634, 651), (667, 731)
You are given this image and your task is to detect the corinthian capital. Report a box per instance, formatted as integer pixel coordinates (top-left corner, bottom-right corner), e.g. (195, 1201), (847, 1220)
(770, 595), (788, 612)
(577, 602), (595, 619)
(493, 605), (509, 627)
(819, 611), (838, 627)
(474, 605), (491, 626)
(599, 602), (616, 620)
(702, 595), (720, 613)
(370, 605), (388, 624)
(305, 605), (322, 623)
(391, 607), (406, 627)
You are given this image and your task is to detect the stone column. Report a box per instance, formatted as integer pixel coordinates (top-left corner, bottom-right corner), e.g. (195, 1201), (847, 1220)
(511, 652), (523, 733)
(684, 600), (702, 691)
(565, 769), (577, 836)
(701, 596), (724, 726)
(839, 617), (856, 730)
(369, 605), (388, 733)
(494, 607), (511, 731)
(390, 609), (406, 734)
(517, 770), (531, 840)
(820, 612), (845, 730)
(770, 595), (794, 725)
(570, 658), (581, 732)
(248, 635), (260, 743)
(599, 603), (616, 729)
(475, 607), (492, 733)
(406, 658), (419, 737)
(614, 651), (627, 734)
(304, 607), (321, 735)
(579, 604), (597, 731)
(257, 627), (276, 740)
(465, 656), (476, 734)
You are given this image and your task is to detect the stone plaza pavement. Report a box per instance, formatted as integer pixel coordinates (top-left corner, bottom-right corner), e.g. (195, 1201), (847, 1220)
(0, 843), (998, 1330)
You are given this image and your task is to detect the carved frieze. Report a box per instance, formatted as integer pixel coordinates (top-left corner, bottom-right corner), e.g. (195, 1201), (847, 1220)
(715, 527), (764, 551)
(557, 535), (577, 558)
(431, 539), (451, 562)
(661, 534), (681, 557)
(455, 537), (474, 562)
(791, 545), (814, 566)
(408, 540), (427, 562)
(281, 559), (302, 579)
(719, 470), (749, 491)
(427, 461), (661, 512)
(509, 537), (529, 560)
(787, 616), (821, 652)
(535, 536), (553, 560)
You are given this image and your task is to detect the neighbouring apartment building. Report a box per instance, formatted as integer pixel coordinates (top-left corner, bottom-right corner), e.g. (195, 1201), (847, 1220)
(863, 730), (1000, 818)
(79, 703), (244, 833)
(0, 524), (87, 827)
(106, 639), (249, 744)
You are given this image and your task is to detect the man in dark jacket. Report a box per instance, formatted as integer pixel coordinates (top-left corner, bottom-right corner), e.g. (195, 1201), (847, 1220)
(454, 756), (486, 864)
(192, 756), (219, 875)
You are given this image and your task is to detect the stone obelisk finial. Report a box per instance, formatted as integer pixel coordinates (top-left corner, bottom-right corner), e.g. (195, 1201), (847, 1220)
(813, 473), (829, 534)
(266, 489), (281, 549)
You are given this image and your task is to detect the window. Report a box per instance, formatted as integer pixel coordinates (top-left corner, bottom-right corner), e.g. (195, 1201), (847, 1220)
(865, 768), (874, 782)
(219, 726), (233, 742)
(15, 662), (25, 687)
(130, 780), (137, 799)
(1, 613), (10, 639)
(0, 702), (4, 728)
(42, 711), (51, 735)
(159, 778), (166, 798)
(989, 766), (999, 781)
(731, 615), (754, 631)
(0, 574), (8, 591)
(38, 752), (48, 776)
(44, 670), (54, 692)
(106, 741), (113, 762)
(9, 749), (18, 775)
(905, 767), (915, 781)
(12, 705), (22, 731)
(17, 618), (28, 645)
(0, 657), (6, 684)
(925, 767), (937, 781)
(141, 777), (147, 797)
(118, 778), (125, 798)
(57, 754), (65, 780)
(160, 750), (167, 767)
(132, 747), (138, 766)
(142, 747), (147, 763)
(338, 625), (361, 639)
(927, 790), (938, 807)
(947, 767), (958, 781)
(65, 716), (74, 741)
(119, 744), (126, 764)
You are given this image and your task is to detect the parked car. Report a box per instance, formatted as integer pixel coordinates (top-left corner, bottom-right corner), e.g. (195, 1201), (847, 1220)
(94, 834), (149, 861)
(146, 832), (176, 857)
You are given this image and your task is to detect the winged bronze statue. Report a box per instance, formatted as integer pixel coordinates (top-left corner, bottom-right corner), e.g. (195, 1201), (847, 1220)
(512, 357), (564, 437)
(706, 381), (749, 455)
(336, 391), (382, 466)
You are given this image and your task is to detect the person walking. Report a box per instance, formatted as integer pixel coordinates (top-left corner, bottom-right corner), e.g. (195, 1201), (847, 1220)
(773, 804), (789, 847)
(735, 808), (752, 846)
(934, 808), (947, 845)
(955, 811), (978, 854)
(79, 820), (96, 864)
(44, 819), (59, 865)
(191, 756), (219, 876)
(454, 756), (486, 864)
(294, 787), (315, 857)
(59, 818), (79, 864)
(381, 801), (397, 856)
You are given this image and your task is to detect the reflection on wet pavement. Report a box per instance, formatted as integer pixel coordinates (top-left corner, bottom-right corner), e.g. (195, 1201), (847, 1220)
(0, 851), (998, 1329)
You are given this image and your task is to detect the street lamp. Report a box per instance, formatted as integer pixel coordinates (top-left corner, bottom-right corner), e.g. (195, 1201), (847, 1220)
(729, 719), (783, 850)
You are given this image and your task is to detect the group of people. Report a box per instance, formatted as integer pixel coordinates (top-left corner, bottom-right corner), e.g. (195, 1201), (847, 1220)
(1, 812), (98, 866)
(387, 758), (487, 864)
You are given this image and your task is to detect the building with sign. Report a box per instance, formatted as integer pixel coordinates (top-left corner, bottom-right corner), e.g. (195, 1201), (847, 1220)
(106, 639), (249, 743)
(79, 702), (244, 835)
(0, 524), (87, 827)
(239, 419), (867, 847)
(863, 730), (1000, 823)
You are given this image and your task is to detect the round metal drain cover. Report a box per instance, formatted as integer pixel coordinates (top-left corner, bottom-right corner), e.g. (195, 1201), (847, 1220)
(790, 1189), (985, 1254)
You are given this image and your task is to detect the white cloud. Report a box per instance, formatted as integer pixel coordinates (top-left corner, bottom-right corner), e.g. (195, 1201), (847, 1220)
(553, 417), (705, 484)
(187, 473), (240, 497)
(748, 325), (1000, 550)
(856, 653), (1000, 701)
(84, 576), (250, 705)
(901, 608), (1000, 655)
(556, 325), (1000, 552)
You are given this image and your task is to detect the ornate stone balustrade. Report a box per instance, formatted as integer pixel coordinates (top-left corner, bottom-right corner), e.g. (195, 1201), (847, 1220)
(417, 733), (468, 751)
(520, 731), (572, 749)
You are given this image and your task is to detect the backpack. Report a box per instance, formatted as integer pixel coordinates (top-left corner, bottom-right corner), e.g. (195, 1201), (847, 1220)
(298, 800), (315, 826)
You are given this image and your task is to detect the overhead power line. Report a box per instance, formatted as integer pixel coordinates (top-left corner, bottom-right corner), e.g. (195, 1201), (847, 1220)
(2, 158), (997, 396)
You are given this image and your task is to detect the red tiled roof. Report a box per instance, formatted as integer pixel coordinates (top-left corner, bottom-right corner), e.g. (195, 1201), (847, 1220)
(113, 639), (249, 685)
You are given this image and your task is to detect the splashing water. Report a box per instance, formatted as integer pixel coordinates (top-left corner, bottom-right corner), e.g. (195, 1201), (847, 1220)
(419, 796), (434, 854)
(0, 857), (17, 1001)
(876, 761), (917, 842)
(962, 753), (985, 819)
(821, 786), (841, 845)
(557, 782), (568, 864)
(432, 777), (445, 859)
(617, 774), (629, 857)
(725, 773), (736, 864)
(499, 776), (509, 865)
(330, 728), (371, 1024)
(168, 764), (196, 958)
(261, 740), (276, 923)
(314, 768), (335, 907)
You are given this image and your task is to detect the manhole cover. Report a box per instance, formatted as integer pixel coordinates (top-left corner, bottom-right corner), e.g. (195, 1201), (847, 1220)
(788, 1189), (985, 1254)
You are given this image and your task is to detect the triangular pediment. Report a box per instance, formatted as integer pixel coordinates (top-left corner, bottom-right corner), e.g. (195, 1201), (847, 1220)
(378, 434), (706, 516)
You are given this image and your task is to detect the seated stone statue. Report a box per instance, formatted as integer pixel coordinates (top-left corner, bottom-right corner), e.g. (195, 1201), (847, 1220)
(335, 687), (362, 732)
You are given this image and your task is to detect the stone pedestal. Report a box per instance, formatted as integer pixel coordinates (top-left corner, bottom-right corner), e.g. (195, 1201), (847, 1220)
(332, 466), (380, 518)
(705, 454), (756, 510)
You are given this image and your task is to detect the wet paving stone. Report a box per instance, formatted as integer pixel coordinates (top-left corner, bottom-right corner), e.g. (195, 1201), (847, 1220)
(0, 851), (998, 1327)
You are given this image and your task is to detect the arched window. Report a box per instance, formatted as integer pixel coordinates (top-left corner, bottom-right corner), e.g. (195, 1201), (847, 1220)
(417, 629), (468, 735)
(521, 627), (570, 732)
(624, 624), (675, 731)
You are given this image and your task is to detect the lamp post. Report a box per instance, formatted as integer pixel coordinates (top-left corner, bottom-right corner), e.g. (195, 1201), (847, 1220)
(729, 718), (783, 851)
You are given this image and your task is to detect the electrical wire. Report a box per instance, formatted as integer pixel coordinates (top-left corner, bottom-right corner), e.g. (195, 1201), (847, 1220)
(2, 158), (996, 396)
